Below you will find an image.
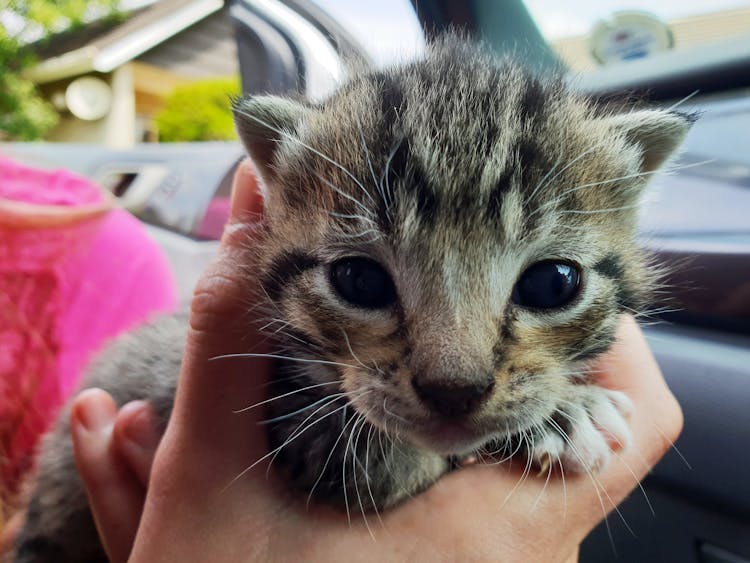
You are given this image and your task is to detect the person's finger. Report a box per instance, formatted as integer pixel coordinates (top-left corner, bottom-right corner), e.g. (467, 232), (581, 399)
(230, 158), (263, 220)
(169, 157), (273, 459)
(70, 389), (145, 563)
(0, 512), (25, 557)
(112, 401), (160, 487)
(130, 158), (279, 562)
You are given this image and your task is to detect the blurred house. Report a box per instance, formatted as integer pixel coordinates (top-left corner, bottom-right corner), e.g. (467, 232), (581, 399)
(553, 6), (750, 72)
(27, 0), (238, 147)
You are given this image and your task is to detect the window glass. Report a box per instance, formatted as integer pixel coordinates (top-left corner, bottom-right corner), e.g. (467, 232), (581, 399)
(524, 0), (750, 71)
(311, 0), (425, 66)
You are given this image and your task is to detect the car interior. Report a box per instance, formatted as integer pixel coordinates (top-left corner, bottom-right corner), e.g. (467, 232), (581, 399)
(2, 1), (749, 561)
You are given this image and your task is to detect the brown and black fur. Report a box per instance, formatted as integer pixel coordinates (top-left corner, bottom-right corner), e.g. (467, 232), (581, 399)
(12, 37), (692, 562)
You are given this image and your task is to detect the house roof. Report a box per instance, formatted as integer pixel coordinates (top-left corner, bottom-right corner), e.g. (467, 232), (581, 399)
(27, 0), (224, 83)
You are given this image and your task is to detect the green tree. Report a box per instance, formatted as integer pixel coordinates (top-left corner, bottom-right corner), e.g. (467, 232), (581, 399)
(0, 0), (119, 140)
(155, 77), (240, 142)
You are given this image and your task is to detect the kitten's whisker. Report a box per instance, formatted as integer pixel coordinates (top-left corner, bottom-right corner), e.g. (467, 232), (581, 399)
(273, 329), (321, 349)
(611, 448), (656, 517)
(233, 380), (341, 414)
(500, 431), (534, 509)
(356, 118), (387, 211)
(551, 403), (656, 518)
(558, 455), (568, 523)
(222, 398), (355, 494)
(256, 283), (285, 319)
(273, 322), (294, 335)
(381, 399), (410, 424)
(307, 406), (361, 509)
(257, 318), (288, 332)
(663, 89), (699, 112)
(546, 412), (638, 547)
(342, 412), (365, 525)
(365, 422), (385, 528)
(211, 352), (361, 371)
(381, 139), (403, 210)
(527, 152), (564, 203)
(381, 398), (390, 438)
(530, 421), (555, 512)
(652, 421), (692, 470)
(351, 412), (376, 539)
(532, 158), (715, 218)
(377, 409), (388, 465)
(266, 393), (351, 475)
(342, 330), (377, 374)
(530, 143), (604, 202)
(377, 398), (414, 500)
(544, 414), (619, 553)
(313, 172), (372, 215)
(330, 211), (377, 224)
(338, 228), (383, 240)
(531, 170), (662, 219)
(257, 392), (348, 425)
(559, 203), (641, 215)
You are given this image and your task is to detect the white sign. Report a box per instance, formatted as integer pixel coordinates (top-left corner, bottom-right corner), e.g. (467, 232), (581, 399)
(590, 11), (673, 65)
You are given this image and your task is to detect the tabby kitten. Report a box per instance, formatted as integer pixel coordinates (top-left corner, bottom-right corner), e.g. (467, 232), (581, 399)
(12, 37), (691, 562)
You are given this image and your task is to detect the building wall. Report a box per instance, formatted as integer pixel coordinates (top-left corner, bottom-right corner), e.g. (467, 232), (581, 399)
(37, 8), (237, 146)
(45, 65), (136, 148)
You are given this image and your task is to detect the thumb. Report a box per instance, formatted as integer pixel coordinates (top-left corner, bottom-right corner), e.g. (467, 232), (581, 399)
(166, 158), (274, 466)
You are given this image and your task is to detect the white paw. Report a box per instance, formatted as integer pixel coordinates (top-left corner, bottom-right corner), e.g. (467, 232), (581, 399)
(532, 387), (633, 475)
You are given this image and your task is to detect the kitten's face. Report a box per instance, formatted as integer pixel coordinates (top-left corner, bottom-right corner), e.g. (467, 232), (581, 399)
(235, 47), (690, 456)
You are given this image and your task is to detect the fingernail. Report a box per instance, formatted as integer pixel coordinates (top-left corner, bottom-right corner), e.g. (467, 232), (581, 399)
(121, 403), (160, 449)
(74, 390), (115, 432)
(230, 159), (263, 219)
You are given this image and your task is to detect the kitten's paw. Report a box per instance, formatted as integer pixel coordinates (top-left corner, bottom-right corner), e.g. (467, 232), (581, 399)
(532, 386), (633, 475)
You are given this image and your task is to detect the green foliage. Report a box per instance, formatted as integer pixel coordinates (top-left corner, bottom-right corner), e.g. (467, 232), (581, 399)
(0, 0), (119, 140)
(155, 77), (241, 142)
(0, 73), (59, 140)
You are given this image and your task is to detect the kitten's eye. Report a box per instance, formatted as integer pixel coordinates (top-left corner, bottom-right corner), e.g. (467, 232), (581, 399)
(512, 261), (581, 310)
(330, 257), (397, 309)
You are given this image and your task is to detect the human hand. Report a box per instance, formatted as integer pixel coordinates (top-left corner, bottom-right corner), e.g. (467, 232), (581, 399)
(66, 160), (683, 563)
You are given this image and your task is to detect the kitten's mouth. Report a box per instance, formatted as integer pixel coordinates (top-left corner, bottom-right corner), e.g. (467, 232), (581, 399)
(408, 419), (497, 456)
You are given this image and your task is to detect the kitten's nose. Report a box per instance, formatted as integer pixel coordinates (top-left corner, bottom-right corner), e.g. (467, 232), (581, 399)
(412, 376), (495, 418)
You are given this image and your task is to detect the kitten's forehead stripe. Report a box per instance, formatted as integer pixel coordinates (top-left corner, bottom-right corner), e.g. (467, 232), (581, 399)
(518, 75), (546, 123)
(484, 168), (514, 223)
(385, 140), (441, 228)
(376, 73), (406, 122)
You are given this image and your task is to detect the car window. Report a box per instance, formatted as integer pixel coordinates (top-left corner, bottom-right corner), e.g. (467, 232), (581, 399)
(524, 0), (750, 71)
(310, 0), (424, 66)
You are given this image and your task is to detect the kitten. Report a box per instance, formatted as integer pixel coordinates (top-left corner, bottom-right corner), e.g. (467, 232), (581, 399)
(11, 37), (691, 562)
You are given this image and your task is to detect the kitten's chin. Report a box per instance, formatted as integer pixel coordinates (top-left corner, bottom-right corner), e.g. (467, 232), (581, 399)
(407, 420), (496, 456)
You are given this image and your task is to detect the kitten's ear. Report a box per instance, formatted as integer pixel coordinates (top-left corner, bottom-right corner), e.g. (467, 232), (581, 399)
(232, 95), (311, 180)
(605, 110), (695, 173)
